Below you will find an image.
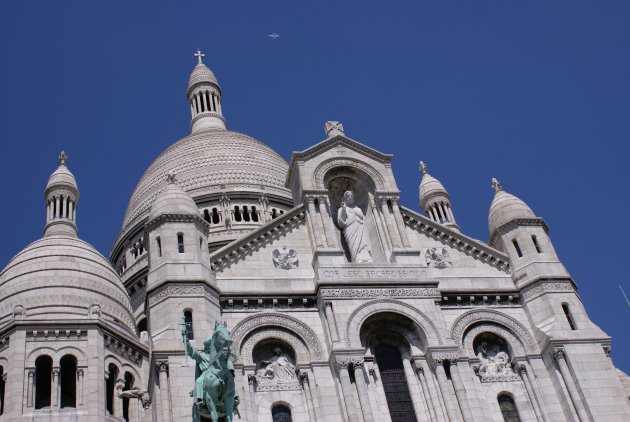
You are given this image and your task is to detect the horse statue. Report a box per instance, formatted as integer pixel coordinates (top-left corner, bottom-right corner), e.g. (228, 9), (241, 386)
(182, 321), (239, 422)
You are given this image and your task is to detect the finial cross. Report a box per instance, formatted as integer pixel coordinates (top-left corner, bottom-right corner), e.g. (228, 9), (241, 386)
(59, 151), (67, 166)
(419, 161), (428, 174)
(194, 49), (205, 64)
(491, 177), (502, 192)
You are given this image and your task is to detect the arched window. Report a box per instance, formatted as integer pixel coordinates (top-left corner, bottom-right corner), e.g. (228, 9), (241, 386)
(562, 303), (577, 330)
(0, 365), (5, 415)
(137, 317), (148, 334)
(272, 404), (292, 422)
(271, 208), (278, 219)
(211, 208), (220, 224)
(203, 209), (211, 223)
(251, 206), (259, 222)
(177, 233), (185, 253)
(243, 206), (251, 222)
(531, 235), (542, 253)
(123, 372), (134, 422)
(234, 206), (242, 222)
(498, 394), (522, 422)
(106, 363), (119, 415)
(60, 355), (77, 408)
(184, 310), (194, 340)
(512, 239), (523, 257)
(156, 236), (162, 257)
(35, 355), (53, 409)
(375, 345), (417, 422)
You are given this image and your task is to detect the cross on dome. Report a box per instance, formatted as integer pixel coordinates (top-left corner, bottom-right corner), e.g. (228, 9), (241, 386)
(194, 49), (205, 64)
(419, 161), (428, 174)
(492, 177), (502, 192)
(59, 151), (67, 166)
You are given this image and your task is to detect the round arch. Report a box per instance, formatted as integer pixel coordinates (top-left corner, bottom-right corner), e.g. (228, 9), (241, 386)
(345, 299), (443, 348)
(450, 310), (538, 355)
(313, 157), (385, 190)
(241, 328), (310, 365)
(231, 313), (324, 362)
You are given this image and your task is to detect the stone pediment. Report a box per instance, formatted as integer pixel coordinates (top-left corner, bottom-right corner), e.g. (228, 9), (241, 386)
(286, 135), (393, 189)
(400, 206), (511, 273)
(209, 205), (307, 272)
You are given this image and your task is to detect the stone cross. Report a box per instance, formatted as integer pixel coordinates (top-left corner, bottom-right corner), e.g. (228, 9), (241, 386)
(59, 151), (67, 166)
(419, 161), (428, 174)
(194, 49), (205, 64)
(325, 121), (344, 138)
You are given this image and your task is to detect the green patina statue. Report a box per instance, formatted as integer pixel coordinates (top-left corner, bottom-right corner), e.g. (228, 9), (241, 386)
(182, 320), (239, 422)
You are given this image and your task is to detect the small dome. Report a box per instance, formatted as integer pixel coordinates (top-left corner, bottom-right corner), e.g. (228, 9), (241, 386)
(148, 178), (200, 221)
(188, 63), (220, 92)
(0, 235), (135, 334)
(488, 179), (536, 235)
(418, 162), (449, 209)
(46, 152), (78, 194)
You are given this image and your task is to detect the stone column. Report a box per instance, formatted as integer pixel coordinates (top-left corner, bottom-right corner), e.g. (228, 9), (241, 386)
(157, 362), (171, 422)
(247, 373), (257, 420)
(68, 200), (74, 220)
(390, 198), (411, 247)
(52, 366), (60, 408)
(55, 196), (60, 218)
(77, 368), (84, 406)
(379, 197), (402, 248)
(449, 360), (473, 422)
(27, 369), (34, 408)
(115, 378), (126, 418)
(517, 364), (546, 422)
(434, 360), (461, 422)
(413, 362), (438, 422)
(318, 195), (337, 248)
(353, 358), (375, 422)
(402, 357), (427, 422)
(307, 197), (326, 248)
(337, 359), (361, 422)
(323, 301), (340, 343)
(554, 349), (591, 422)
(368, 363), (391, 420)
(300, 372), (318, 422)
(369, 195), (392, 258)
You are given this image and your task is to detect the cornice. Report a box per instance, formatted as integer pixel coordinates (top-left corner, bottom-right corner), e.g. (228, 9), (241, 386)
(490, 217), (548, 245)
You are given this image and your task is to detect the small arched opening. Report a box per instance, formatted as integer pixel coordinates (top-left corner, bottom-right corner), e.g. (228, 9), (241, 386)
(498, 393), (522, 422)
(105, 363), (119, 415)
(123, 372), (134, 421)
(60, 354), (77, 408)
(184, 310), (194, 340)
(35, 355), (53, 409)
(271, 403), (293, 422)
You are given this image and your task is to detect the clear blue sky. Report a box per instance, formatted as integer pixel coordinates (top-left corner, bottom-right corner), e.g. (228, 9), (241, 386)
(1, 1), (628, 372)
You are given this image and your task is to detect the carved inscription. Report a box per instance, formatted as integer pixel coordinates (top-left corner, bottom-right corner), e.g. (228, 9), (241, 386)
(321, 287), (439, 299)
(318, 267), (428, 281)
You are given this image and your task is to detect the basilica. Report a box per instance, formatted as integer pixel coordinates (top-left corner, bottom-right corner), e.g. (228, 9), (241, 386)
(0, 52), (629, 422)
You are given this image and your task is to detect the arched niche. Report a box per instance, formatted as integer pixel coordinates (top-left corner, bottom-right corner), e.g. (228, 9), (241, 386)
(359, 312), (425, 358)
(241, 328), (309, 366)
(252, 339), (300, 389)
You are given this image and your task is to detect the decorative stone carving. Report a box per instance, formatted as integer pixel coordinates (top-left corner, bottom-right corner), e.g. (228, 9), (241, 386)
(475, 341), (518, 382)
(462, 323), (526, 358)
(320, 287), (439, 299)
(87, 304), (102, 319)
(254, 347), (299, 391)
(337, 191), (372, 263)
(521, 280), (574, 301)
(313, 158), (386, 190)
(425, 247), (452, 268)
(13, 304), (26, 319)
(325, 121), (345, 137)
(148, 284), (219, 306)
(240, 328), (310, 364)
(272, 247), (298, 269)
(119, 388), (152, 409)
(553, 348), (566, 361)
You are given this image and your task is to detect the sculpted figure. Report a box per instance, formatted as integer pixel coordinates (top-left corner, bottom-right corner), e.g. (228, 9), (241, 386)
(337, 191), (372, 263)
(256, 347), (297, 382)
(183, 321), (239, 422)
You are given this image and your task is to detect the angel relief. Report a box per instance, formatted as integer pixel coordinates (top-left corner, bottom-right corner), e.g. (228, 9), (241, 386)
(272, 247), (298, 269)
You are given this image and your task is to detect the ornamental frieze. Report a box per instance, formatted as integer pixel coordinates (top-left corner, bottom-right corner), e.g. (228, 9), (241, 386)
(521, 280), (574, 301)
(320, 287), (439, 299)
(148, 284), (219, 306)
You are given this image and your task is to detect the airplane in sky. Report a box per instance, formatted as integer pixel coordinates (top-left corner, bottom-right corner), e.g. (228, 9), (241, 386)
(268, 33), (280, 40)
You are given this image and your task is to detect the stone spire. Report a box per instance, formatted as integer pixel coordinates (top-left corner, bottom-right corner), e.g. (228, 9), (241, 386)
(187, 49), (226, 133)
(418, 161), (459, 231)
(488, 178), (535, 238)
(44, 151), (79, 237)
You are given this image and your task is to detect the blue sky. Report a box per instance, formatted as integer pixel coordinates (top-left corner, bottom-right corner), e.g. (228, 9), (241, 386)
(1, 1), (629, 372)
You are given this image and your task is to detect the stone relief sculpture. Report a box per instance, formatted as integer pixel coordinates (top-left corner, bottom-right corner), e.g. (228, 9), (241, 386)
(425, 247), (452, 268)
(475, 341), (518, 382)
(254, 346), (300, 391)
(182, 321), (239, 422)
(272, 247), (298, 269)
(337, 190), (372, 263)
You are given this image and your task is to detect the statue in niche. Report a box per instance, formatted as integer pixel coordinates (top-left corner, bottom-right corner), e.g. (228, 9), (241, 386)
(255, 347), (297, 382)
(475, 341), (516, 381)
(425, 247), (452, 268)
(337, 191), (372, 263)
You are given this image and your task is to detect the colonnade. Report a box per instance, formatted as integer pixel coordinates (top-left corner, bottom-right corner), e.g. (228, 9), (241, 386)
(190, 89), (221, 116)
(46, 194), (76, 222)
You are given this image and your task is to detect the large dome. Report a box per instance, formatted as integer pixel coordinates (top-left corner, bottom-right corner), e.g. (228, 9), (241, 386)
(0, 235), (135, 333)
(120, 129), (292, 238)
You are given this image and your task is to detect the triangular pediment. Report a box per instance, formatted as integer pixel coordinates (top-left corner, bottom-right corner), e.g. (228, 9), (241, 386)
(286, 135), (392, 188)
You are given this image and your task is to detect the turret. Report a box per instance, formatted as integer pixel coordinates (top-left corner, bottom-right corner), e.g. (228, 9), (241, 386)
(187, 49), (226, 133)
(44, 151), (79, 237)
(418, 161), (459, 232)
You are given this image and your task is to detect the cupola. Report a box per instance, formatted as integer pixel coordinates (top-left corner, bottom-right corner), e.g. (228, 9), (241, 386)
(488, 178), (535, 238)
(44, 151), (79, 237)
(187, 49), (226, 132)
(418, 161), (459, 231)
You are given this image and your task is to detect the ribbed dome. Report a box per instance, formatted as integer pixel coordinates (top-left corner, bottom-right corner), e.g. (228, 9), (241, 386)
(489, 189), (536, 235)
(0, 235), (135, 333)
(120, 129), (291, 237)
(419, 173), (448, 208)
(188, 63), (220, 91)
(46, 162), (77, 192)
(149, 181), (200, 221)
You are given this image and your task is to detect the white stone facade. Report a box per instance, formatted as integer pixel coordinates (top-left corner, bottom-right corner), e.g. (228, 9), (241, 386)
(0, 54), (629, 422)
